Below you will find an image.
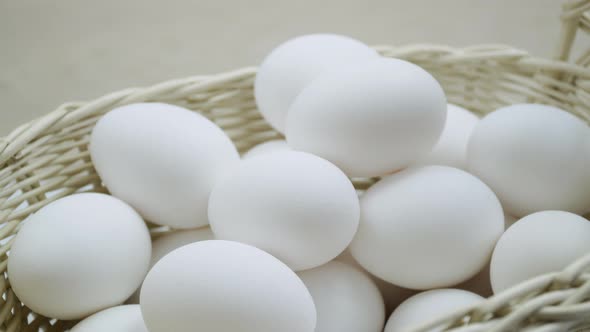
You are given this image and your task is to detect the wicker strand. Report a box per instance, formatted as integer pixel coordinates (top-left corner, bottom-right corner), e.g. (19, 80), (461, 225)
(407, 253), (590, 331)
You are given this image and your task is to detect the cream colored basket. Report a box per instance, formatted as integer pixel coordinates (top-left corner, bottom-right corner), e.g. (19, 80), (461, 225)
(1, 1), (590, 331)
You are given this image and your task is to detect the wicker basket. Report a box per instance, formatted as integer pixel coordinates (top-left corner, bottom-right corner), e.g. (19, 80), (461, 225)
(1, 1), (590, 331)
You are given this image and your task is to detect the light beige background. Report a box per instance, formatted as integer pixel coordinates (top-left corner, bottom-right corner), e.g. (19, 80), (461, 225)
(0, 0), (563, 136)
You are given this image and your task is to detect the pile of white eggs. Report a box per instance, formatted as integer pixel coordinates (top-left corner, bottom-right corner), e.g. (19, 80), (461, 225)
(7, 34), (590, 332)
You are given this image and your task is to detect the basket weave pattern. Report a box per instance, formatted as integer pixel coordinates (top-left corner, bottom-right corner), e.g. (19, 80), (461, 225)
(1, 1), (590, 331)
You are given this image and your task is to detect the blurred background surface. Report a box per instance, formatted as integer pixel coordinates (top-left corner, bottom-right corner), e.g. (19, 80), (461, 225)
(0, 0), (564, 135)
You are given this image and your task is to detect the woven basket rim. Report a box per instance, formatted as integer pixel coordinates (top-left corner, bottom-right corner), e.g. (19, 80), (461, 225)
(2, 43), (590, 169)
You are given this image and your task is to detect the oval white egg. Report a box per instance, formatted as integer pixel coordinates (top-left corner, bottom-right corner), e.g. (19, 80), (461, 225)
(490, 210), (590, 293)
(209, 151), (360, 271)
(286, 57), (447, 177)
(8, 193), (151, 320)
(127, 227), (215, 304)
(349, 166), (504, 289)
(298, 261), (385, 332)
(140, 240), (316, 332)
(243, 139), (291, 159)
(71, 305), (148, 332)
(90, 102), (240, 229)
(384, 289), (483, 332)
(467, 104), (590, 217)
(255, 34), (376, 133)
(415, 103), (479, 169)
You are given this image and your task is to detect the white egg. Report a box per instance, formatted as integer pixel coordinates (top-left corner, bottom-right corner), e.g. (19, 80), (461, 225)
(71, 305), (148, 332)
(286, 57), (447, 177)
(127, 227), (215, 304)
(8, 193), (151, 320)
(243, 139), (291, 159)
(255, 34), (376, 133)
(140, 240), (316, 332)
(350, 166), (504, 289)
(467, 104), (590, 217)
(90, 103), (239, 229)
(384, 289), (483, 332)
(335, 251), (417, 313)
(209, 151), (359, 271)
(298, 261), (385, 332)
(415, 103), (479, 169)
(490, 210), (590, 293)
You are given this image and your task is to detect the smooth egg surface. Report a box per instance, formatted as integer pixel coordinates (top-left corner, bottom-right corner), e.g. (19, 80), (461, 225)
(140, 240), (316, 332)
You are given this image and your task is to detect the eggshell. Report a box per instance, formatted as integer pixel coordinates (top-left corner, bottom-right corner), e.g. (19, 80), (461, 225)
(243, 139), (291, 159)
(349, 166), (504, 289)
(255, 34), (377, 133)
(415, 103), (479, 169)
(127, 227), (214, 304)
(71, 305), (148, 332)
(286, 57), (447, 177)
(490, 210), (590, 293)
(8, 193), (151, 320)
(209, 151), (360, 271)
(298, 261), (385, 332)
(467, 104), (590, 217)
(140, 240), (316, 332)
(384, 289), (483, 332)
(90, 103), (240, 228)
